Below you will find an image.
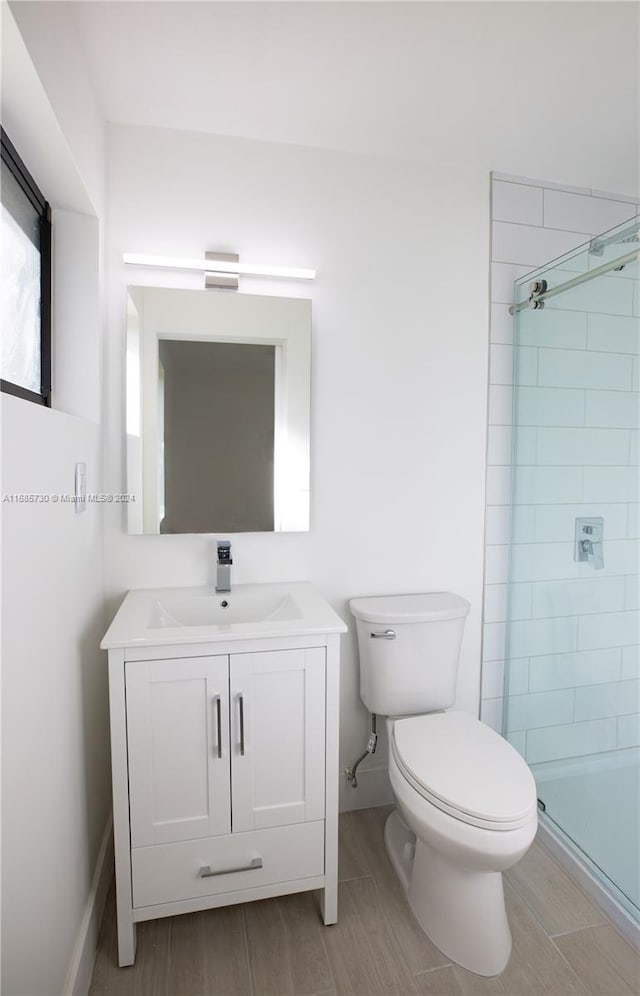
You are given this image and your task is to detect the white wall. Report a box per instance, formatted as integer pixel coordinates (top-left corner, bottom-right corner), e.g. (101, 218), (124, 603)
(9, 0), (106, 220)
(1, 6), (109, 994)
(104, 123), (490, 806)
(1, 399), (107, 996)
(483, 174), (640, 747)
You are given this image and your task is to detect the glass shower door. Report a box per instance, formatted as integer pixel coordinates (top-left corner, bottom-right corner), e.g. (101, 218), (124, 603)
(504, 216), (640, 920)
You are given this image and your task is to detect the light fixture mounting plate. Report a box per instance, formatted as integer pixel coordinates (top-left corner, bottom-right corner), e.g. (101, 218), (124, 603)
(205, 251), (239, 290)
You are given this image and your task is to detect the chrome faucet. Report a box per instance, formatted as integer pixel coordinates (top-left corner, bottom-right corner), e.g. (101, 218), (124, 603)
(215, 540), (232, 593)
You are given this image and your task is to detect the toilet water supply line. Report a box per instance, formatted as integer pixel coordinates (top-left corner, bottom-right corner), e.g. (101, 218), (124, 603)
(345, 715), (377, 788)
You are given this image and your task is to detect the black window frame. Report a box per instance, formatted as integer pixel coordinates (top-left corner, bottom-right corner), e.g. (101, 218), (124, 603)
(1, 126), (52, 407)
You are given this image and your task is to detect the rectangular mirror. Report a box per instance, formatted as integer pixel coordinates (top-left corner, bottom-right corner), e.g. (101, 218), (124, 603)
(126, 286), (311, 534)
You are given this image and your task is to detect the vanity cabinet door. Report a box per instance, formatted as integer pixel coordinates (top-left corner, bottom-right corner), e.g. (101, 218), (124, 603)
(230, 648), (325, 833)
(126, 655), (231, 846)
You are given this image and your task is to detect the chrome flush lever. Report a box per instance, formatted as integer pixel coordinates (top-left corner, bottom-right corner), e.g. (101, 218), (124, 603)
(370, 629), (396, 640)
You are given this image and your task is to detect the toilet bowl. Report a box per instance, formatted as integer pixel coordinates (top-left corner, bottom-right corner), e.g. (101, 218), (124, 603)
(349, 592), (538, 978)
(386, 711), (537, 976)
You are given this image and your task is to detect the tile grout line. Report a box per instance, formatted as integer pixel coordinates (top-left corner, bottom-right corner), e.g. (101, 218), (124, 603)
(491, 299), (639, 320)
(240, 903), (256, 996)
(511, 835), (616, 934)
(361, 861), (458, 988)
(492, 256), (640, 286)
(545, 928), (613, 990)
(548, 919), (611, 941)
(493, 214), (636, 233)
(493, 175), (639, 203)
(316, 894), (339, 996)
(412, 962), (454, 979)
(165, 915), (174, 987)
(503, 848), (607, 945)
(502, 873), (559, 942)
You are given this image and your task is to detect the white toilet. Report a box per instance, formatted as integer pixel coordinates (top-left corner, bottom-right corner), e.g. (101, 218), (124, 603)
(349, 592), (538, 978)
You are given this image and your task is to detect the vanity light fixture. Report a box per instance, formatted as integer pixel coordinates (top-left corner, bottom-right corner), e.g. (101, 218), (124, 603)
(122, 252), (316, 281)
(205, 251), (240, 290)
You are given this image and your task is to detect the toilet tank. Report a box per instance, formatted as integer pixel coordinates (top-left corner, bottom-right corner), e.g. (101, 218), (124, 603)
(349, 592), (470, 717)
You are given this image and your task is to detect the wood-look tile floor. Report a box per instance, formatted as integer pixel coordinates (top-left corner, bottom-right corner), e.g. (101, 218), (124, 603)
(90, 806), (640, 996)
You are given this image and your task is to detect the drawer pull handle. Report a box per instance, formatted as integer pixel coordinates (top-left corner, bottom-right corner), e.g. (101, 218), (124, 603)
(198, 856), (263, 878)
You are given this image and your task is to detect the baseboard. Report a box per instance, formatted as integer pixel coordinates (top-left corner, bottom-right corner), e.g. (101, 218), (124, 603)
(339, 764), (393, 812)
(62, 814), (114, 996)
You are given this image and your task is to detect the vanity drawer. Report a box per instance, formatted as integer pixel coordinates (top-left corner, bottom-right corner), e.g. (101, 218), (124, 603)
(132, 820), (324, 908)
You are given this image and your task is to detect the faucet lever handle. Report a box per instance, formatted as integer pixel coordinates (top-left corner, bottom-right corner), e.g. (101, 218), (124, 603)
(217, 539), (232, 564)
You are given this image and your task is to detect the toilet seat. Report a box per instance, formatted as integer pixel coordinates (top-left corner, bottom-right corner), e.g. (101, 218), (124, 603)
(392, 710), (537, 832)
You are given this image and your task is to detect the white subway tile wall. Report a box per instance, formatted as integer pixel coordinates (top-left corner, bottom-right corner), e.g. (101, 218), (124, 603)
(618, 714), (640, 748)
(622, 645), (639, 679)
(625, 575), (639, 610)
(481, 656), (529, 699)
(490, 303), (515, 345)
(526, 718), (617, 764)
(492, 181), (543, 226)
(484, 175), (640, 762)
(542, 189), (636, 235)
(492, 221), (590, 269)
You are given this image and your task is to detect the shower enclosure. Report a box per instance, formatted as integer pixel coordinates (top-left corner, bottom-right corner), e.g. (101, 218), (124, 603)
(503, 215), (640, 932)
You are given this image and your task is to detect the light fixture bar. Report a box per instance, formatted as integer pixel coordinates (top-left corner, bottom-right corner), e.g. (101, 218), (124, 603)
(123, 253), (316, 280)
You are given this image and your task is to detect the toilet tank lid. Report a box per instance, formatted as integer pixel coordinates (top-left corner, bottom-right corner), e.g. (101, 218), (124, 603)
(349, 592), (470, 624)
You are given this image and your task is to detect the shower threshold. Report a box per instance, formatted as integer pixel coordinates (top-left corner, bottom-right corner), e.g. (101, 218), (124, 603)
(533, 747), (639, 948)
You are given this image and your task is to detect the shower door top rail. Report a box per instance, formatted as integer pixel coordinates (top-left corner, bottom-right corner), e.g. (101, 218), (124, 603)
(509, 214), (640, 315)
(509, 247), (640, 315)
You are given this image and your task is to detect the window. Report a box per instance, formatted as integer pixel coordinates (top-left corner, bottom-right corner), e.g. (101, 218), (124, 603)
(1, 127), (51, 405)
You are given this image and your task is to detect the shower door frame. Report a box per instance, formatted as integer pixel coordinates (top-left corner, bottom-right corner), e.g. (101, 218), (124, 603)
(502, 214), (640, 947)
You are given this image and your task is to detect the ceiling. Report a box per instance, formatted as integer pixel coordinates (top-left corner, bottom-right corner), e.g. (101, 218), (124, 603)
(20, 2), (640, 193)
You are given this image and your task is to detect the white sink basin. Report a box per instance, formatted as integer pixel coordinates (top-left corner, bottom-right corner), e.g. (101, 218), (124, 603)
(101, 581), (347, 648)
(149, 590), (303, 628)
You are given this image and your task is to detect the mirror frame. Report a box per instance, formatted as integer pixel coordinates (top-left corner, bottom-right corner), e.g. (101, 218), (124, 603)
(126, 286), (311, 534)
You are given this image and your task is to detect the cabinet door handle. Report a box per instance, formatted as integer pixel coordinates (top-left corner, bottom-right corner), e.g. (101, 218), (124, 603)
(199, 856), (262, 878)
(238, 692), (245, 756)
(212, 695), (222, 759)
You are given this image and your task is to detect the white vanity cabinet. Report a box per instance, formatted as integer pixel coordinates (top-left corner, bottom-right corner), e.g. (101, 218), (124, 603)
(102, 583), (345, 968)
